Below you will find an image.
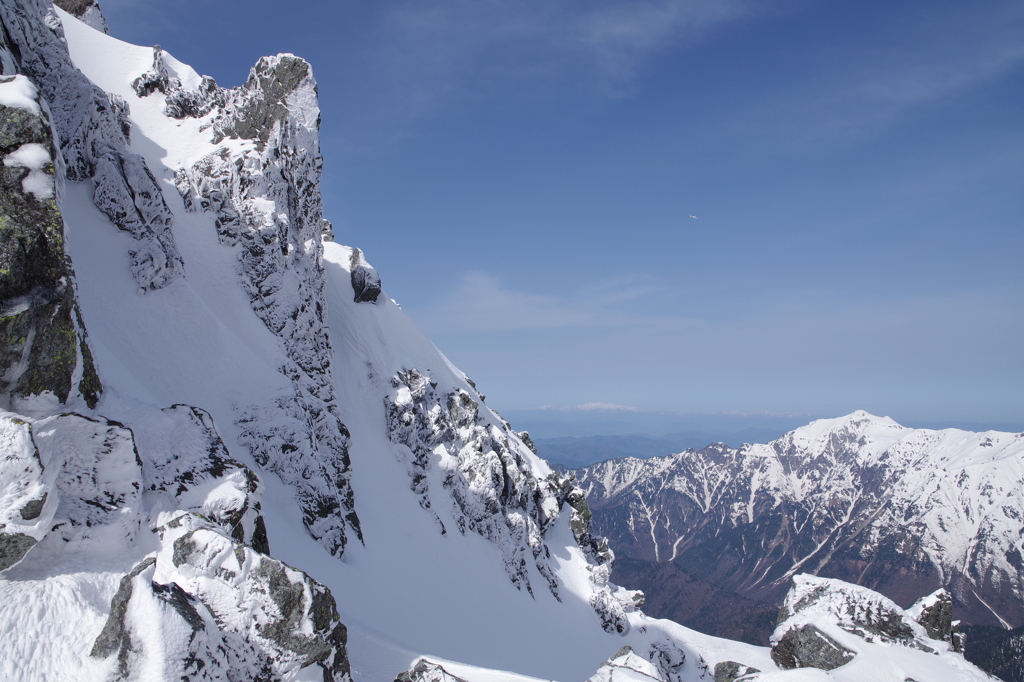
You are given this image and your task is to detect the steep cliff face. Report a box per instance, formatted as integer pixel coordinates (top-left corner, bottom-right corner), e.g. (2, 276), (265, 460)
(170, 49), (362, 558)
(0, 34), (99, 411)
(575, 411), (1024, 629)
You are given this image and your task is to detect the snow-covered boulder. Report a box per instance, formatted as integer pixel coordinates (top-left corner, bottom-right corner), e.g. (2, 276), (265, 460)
(588, 646), (668, 682)
(711, 661), (760, 682)
(771, 624), (856, 671)
(349, 247), (381, 303)
(395, 659), (469, 682)
(770, 574), (984, 675)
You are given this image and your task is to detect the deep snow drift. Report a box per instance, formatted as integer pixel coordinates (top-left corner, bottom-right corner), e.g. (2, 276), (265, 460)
(0, 2), (998, 681)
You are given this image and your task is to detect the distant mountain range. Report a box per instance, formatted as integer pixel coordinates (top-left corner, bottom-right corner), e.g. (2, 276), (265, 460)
(535, 430), (787, 468)
(573, 411), (1024, 633)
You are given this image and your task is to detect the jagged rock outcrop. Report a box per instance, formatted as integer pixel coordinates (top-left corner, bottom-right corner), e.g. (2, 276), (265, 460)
(89, 512), (350, 682)
(586, 643), (696, 682)
(169, 52), (360, 557)
(394, 659), (469, 682)
(2, 0), (184, 291)
(771, 624), (855, 670)
(142, 404), (269, 553)
(385, 367), (629, 633)
(575, 411), (1024, 628)
(907, 589), (964, 652)
(348, 247), (380, 303)
(770, 574), (966, 671)
(53, 0), (107, 34)
(2, 403), (349, 681)
(0, 68), (100, 409)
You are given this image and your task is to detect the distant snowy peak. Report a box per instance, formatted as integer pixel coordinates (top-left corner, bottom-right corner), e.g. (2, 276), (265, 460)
(575, 411), (1024, 628)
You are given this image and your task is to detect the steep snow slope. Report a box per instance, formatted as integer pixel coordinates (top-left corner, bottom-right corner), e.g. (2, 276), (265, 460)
(33, 7), (652, 680)
(575, 411), (1024, 628)
(0, 3), (998, 682)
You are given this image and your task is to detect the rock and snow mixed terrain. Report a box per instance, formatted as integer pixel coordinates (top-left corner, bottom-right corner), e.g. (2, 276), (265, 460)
(0, 1), (1003, 681)
(575, 411), (1024, 631)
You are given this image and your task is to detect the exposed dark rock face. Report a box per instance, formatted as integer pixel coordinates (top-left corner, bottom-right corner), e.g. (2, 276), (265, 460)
(712, 661), (760, 682)
(574, 412), (1024, 628)
(0, 530), (36, 570)
(0, 69), (100, 409)
(88, 557), (156, 669)
(52, 0), (108, 34)
(910, 589), (964, 651)
(349, 247), (380, 303)
(770, 624), (855, 670)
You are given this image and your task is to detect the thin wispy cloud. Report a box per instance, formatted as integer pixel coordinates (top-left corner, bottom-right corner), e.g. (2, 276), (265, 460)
(537, 402), (642, 412)
(368, 0), (756, 117)
(742, 1), (1024, 151)
(419, 271), (669, 333)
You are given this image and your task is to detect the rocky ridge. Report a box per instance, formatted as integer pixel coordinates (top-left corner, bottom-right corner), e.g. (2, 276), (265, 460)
(168, 48), (362, 558)
(385, 367), (631, 633)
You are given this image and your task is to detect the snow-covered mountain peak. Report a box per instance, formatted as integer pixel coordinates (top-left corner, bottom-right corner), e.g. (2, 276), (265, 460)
(775, 410), (906, 464)
(576, 414), (1024, 630)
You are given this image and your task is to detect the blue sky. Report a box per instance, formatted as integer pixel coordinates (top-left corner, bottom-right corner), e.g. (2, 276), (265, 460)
(99, 0), (1023, 426)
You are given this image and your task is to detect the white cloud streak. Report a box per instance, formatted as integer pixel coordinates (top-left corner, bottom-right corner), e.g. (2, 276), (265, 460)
(367, 0), (755, 115)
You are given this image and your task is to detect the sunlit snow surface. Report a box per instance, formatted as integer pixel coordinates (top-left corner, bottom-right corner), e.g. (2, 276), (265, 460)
(0, 8), (996, 682)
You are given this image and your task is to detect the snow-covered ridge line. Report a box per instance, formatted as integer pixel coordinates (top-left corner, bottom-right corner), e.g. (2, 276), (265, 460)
(575, 410), (1024, 629)
(53, 5), (364, 556)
